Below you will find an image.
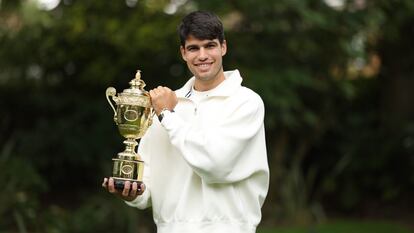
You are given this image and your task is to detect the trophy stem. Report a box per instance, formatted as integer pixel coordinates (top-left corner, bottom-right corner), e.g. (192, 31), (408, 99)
(123, 138), (138, 155)
(116, 138), (142, 160)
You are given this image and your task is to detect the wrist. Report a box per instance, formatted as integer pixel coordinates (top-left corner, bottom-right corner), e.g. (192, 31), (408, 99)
(157, 108), (174, 122)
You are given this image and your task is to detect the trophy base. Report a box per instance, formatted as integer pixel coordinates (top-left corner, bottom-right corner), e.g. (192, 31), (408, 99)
(113, 178), (143, 191)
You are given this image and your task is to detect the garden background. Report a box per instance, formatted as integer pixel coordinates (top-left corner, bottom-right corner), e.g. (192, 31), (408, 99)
(1, 0), (413, 232)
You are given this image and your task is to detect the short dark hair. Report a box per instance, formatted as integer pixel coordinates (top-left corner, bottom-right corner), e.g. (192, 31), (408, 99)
(178, 11), (225, 46)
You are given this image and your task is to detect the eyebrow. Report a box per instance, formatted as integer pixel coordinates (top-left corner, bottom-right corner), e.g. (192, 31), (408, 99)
(185, 41), (219, 50)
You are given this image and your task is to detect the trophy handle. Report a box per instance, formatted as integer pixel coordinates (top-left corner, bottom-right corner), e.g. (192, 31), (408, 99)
(106, 87), (118, 122)
(149, 108), (156, 126)
(145, 92), (156, 126)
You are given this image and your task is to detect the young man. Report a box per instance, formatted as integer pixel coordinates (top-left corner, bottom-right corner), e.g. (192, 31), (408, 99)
(103, 11), (269, 233)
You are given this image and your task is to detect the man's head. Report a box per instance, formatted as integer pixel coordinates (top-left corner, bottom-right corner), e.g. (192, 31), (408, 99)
(178, 11), (227, 91)
(178, 11), (225, 47)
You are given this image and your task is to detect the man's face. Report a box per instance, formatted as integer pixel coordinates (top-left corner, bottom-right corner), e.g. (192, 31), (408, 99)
(180, 35), (227, 84)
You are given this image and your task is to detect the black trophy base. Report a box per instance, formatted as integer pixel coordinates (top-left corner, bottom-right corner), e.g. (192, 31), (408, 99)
(113, 178), (143, 191)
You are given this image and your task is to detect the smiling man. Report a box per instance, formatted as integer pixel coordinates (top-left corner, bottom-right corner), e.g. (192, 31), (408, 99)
(180, 34), (226, 91)
(103, 11), (269, 233)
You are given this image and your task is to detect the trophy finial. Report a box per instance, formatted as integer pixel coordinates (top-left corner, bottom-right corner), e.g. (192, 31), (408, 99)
(129, 69), (146, 89)
(135, 70), (141, 79)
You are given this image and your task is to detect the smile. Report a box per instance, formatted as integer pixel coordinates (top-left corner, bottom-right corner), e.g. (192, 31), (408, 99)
(195, 62), (213, 67)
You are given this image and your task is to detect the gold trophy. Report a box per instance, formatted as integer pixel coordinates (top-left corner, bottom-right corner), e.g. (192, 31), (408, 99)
(105, 70), (154, 190)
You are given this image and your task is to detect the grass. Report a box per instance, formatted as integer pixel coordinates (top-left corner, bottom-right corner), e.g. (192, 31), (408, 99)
(257, 219), (413, 233)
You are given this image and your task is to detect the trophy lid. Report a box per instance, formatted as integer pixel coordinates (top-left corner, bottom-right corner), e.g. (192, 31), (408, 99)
(122, 70), (146, 95)
(118, 70), (151, 107)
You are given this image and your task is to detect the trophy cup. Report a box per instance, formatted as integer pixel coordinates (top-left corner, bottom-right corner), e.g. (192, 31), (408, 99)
(105, 70), (154, 190)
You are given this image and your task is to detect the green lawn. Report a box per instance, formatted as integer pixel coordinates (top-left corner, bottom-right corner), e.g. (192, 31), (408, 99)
(257, 220), (413, 233)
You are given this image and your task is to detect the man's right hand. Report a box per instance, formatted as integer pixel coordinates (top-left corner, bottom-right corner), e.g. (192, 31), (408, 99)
(149, 86), (178, 115)
(102, 177), (145, 202)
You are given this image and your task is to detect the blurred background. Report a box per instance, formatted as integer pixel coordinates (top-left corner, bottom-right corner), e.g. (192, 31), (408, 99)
(1, 0), (413, 232)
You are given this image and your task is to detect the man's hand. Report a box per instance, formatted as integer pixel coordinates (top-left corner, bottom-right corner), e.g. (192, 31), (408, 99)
(149, 86), (178, 115)
(102, 177), (145, 202)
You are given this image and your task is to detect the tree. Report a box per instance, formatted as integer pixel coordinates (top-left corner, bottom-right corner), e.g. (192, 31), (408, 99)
(1, 0), (413, 231)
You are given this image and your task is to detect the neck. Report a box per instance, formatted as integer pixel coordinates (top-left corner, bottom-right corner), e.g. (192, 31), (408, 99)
(194, 70), (225, 92)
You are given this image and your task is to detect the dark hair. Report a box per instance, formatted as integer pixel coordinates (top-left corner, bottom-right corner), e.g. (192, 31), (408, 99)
(178, 11), (225, 46)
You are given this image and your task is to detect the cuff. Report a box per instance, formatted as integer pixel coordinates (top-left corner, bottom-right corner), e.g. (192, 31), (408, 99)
(124, 190), (151, 209)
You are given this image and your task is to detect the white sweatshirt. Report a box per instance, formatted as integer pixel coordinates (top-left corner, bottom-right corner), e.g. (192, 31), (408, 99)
(126, 70), (269, 233)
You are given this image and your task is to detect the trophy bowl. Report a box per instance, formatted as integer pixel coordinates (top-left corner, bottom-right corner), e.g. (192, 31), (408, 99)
(105, 70), (154, 190)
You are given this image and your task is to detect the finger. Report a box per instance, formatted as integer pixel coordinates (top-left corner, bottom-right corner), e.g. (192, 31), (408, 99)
(158, 86), (170, 95)
(122, 181), (131, 196)
(137, 183), (146, 195)
(162, 86), (172, 92)
(129, 182), (138, 197)
(149, 90), (156, 98)
(164, 87), (173, 95)
(108, 177), (116, 193)
(102, 178), (108, 188)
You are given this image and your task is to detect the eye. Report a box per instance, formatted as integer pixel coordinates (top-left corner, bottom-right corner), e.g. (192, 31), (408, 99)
(206, 43), (216, 48)
(187, 46), (198, 52)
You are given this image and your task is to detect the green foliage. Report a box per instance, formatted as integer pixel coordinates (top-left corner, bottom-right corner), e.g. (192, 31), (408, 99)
(0, 139), (47, 232)
(31, 194), (154, 233)
(1, 1), (177, 232)
(1, 0), (413, 231)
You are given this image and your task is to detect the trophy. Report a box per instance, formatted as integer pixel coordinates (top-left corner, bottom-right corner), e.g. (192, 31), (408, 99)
(105, 70), (154, 190)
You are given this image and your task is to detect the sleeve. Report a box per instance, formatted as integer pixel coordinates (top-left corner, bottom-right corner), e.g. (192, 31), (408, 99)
(124, 127), (152, 209)
(161, 94), (265, 184)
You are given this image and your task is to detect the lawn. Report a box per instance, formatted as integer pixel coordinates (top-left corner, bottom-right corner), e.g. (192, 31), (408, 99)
(257, 220), (413, 233)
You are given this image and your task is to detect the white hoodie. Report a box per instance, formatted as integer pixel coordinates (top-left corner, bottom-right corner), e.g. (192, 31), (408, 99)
(126, 70), (269, 233)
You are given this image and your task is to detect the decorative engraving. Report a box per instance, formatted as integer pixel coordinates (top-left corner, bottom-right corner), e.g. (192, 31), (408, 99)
(113, 160), (119, 175)
(121, 164), (134, 177)
(124, 108), (139, 122)
(117, 95), (151, 107)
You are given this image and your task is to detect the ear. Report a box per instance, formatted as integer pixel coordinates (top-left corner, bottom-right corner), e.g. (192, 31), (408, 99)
(180, 46), (187, 61)
(221, 40), (227, 56)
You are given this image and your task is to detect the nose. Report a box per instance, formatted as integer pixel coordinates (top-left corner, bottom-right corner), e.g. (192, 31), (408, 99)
(198, 47), (208, 60)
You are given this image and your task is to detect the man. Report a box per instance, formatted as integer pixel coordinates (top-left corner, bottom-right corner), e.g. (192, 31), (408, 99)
(103, 10), (269, 233)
